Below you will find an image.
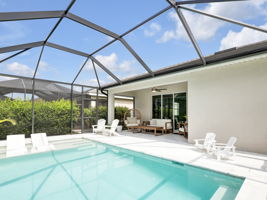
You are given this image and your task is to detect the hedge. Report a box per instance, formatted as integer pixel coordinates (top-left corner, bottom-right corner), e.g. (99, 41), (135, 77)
(84, 106), (129, 126)
(0, 99), (79, 139)
(0, 99), (129, 139)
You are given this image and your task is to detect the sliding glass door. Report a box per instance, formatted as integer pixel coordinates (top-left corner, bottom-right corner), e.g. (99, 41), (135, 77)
(163, 94), (173, 119)
(152, 92), (187, 132)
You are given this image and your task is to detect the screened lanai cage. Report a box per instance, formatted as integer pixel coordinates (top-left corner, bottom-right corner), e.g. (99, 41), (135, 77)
(0, 0), (267, 138)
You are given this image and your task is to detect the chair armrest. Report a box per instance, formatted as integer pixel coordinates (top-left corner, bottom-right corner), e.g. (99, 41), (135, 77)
(213, 143), (235, 150)
(124, 120), (128, 125)
(92, 125), (97, 128)
(165, 122), (172, 130)
(214, 143), (227, 146)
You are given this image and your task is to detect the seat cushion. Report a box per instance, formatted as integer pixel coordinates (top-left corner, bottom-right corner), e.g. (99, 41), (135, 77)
(127, 123), (139, 127)
(149, 119), (157, 126)
(155, 119), (172, 129)
(127, 117), (137, 124)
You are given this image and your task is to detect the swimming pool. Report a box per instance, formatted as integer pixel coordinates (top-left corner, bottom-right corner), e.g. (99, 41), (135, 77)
(0, 140), (244, 200)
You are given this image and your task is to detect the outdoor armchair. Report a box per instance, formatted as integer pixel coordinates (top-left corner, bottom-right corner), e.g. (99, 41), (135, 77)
(31, 133), (55, 152)
(104, 119), (120, 136)
(92, 119), (106, 134)
(194, 132), (216, 153)
(6, 134), (28, 157)
(212, 137), (237, 161)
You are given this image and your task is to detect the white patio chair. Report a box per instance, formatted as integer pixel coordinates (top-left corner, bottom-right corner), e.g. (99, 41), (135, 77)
(6, 134), (28, 157)
(104, 119), (120, 136)
(92, 119), (106, 134)
(212, 137), (237, 161)
(31, 133), (55, 153)
(194, 132), (216, 153)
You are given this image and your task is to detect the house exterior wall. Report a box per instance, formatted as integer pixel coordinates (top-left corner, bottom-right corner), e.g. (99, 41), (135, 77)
(188, 57), (267, 154)
(108, 53), (267, 154)
(134, 83), (187, 121)
(114, 98), (133, 109)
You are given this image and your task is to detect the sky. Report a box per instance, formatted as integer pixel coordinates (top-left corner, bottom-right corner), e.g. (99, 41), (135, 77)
(0, 0), (267, 87)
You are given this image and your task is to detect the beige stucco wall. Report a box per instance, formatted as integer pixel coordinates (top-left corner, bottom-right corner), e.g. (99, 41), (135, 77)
(188, 58), (267, 154)
(114, 98), (133, 109)
(109, 53), (267, 154)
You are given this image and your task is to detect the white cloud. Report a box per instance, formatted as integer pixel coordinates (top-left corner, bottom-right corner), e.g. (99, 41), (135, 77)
(105, 36), (113, 41)
(220, 23), (267, 50)
(38, 61), (50, 71)
(6, 62), (34, 76)
(144, 22), (161, 37)
(78, 78), (105, 86)
(158, 1), (267, 43)
(85, 53), (134, 72)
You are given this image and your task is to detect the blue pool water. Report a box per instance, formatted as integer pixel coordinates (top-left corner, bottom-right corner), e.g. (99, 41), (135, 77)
(0, 141), (244, 200)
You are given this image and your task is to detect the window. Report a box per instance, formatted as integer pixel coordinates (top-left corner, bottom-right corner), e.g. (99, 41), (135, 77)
(152, 95), (161, 119)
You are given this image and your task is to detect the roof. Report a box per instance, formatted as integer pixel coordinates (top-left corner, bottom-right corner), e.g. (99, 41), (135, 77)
(0, 78), (80, 100)
(102, 40), (267, 89)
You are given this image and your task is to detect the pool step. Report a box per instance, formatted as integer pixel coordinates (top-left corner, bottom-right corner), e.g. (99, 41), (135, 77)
(210, 185), (235, 200)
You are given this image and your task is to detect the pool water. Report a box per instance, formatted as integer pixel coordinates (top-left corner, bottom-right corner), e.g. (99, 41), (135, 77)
(0, 141), (244, 200)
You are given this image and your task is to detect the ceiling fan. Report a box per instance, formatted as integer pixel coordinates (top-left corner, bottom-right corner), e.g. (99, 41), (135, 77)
(151, 87), (167, 93)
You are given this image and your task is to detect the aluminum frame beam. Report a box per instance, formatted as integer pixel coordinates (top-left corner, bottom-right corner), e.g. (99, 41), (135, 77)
(46, 42), (89, 57)
(44, 42), (121, 84)
(89, 6), (172, 56)
(0, 41), (44, 53)
(90, 56), (122, 84)
(0, 48), (31, 63)
(32, 0), (77, 91)
(0, 72), (98, 88)
(44, 0), (76, 42)
(66, 13), (154, 76)
(167, 0), (206, 65)
(33, 46), (45, 78)
(72, 57), (90, 84)
(66, 13), (119, 38)
(92, 60), (101, 88)
(119, 38), (154, 75)
(0, 11), (64, 22)
(0, 40), (122, 85)
(179, 6), (267, 34)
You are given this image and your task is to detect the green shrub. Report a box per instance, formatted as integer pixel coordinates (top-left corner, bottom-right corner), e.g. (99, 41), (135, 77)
(115, 106), (129, 125)
(0, 98), (128, 139)
(0, 99), (80, 139)
(84, 106), (107, 119)
(84, 106), (128, 125)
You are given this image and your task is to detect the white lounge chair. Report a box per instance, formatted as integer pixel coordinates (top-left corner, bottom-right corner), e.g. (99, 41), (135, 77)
(31, 133), (55, 153)
(212, 137), (237, 161)
(6, 134), (28, 157)
(194, 132), (216, 153)
(92, 119), (106, 134)
(104, 119), (120, 136)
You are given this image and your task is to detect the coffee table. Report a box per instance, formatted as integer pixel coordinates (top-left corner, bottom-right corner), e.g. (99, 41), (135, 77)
(139, 125), (164, 136)
(127, 126), (141, 133)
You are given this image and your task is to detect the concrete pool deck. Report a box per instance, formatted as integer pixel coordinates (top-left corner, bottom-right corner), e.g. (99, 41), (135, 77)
(0, 132), (266, 199)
